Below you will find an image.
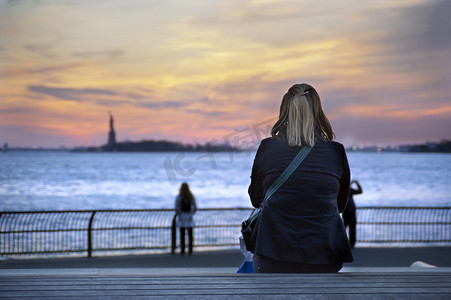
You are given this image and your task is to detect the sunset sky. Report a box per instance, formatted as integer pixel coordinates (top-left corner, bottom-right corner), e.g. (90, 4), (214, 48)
(1, 0), (450, 148)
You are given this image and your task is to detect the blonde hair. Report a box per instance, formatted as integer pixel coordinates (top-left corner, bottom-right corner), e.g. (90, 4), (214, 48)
(271, 83), (334, 147)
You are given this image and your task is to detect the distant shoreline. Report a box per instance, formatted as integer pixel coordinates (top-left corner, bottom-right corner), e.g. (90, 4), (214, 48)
(3, 148), (451, 154)
(2, 139), (243, 153)
(3, 139), (450, 153)
(2, 148), (245, 153)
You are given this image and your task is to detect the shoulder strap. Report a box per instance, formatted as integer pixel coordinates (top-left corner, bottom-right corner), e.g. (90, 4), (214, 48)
(263, 145), (313, 203)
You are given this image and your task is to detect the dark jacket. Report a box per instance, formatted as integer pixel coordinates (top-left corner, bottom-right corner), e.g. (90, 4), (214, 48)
(248, 137), (354, 264)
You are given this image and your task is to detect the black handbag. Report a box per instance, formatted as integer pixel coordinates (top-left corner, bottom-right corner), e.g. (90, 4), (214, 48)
(241, 145), (313, 251)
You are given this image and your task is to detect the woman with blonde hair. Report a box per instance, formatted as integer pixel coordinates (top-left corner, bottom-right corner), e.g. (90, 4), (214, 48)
(175, 182), (197, 255)
(248, 83), (353, 273)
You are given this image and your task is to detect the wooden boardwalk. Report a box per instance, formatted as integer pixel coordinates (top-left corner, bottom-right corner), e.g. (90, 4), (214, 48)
(1, 268), (451, 299)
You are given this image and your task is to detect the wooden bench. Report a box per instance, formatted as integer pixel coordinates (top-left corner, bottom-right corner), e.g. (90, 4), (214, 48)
(1, 268), (451, 299)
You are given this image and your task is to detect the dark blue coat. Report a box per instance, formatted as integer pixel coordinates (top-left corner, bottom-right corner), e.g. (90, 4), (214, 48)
(248, 137), (354, 264)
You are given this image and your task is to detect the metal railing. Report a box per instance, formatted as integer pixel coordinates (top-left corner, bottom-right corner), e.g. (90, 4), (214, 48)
(357, 207), (451, 244)
(0, 208), (252, 258)
(0, 207), (450, 258)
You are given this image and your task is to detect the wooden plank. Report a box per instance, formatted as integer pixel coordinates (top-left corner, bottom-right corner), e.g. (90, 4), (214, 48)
(2, 276), (451, 285)
(2, 284), (451, 294)
(2, 274), (451, 284)
(0, 296), (447, 300)
(2, 273), (451, 278)
(1, 280), (451, 288)
(1, 283), (450, 292)
(1, 280), (450, 289)
(2, 273), (451, 279)
(1, 273), (450, 299)
(0, 288), (450, 298)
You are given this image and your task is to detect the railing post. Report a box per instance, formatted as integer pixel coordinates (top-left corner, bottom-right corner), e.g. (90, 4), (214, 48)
(171, 213), (177, 253)
(88, 211), (96, 258)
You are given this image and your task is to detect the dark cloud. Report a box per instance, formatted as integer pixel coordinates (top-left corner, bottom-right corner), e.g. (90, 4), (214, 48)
(333, 113), (451, 147)
(26, 85), (189, 110)
(123, 92), (149, 100)
(186, 109), (225, 117)
(420, 0), (451, 50)
(0, 107), (34, 114)
(24, 44), (56, 59)
(137, 87), (155, 94)
(2, 62), (88, 77)
(2, 0), (84, 9)
(3, 0), (22, 7)
(312, 0), (451, 120)
(351, 1), (451, 79)
(139, 101), (186, 109)
(72, 50), (125, 59)
(28, 85), (118, 101)
(95, 99), (132, 107)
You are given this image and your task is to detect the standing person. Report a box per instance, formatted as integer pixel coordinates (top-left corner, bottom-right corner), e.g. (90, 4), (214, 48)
(175, 182), (197, 255)
(342, 180), (363, 248)
(248, 83), (353, 273)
